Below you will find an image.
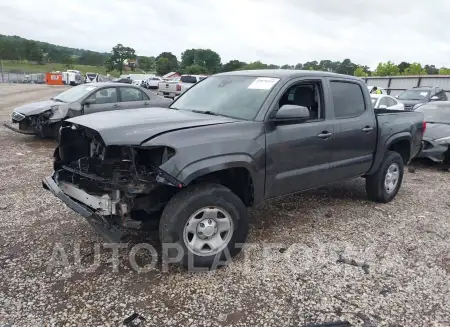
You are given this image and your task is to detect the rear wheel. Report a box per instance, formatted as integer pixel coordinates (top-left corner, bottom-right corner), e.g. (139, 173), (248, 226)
(159, 183), (249, 270)
(366, 151), (404, 203)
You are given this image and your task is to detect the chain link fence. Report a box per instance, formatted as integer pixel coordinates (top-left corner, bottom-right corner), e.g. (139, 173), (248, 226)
(0, 72), (46, 84)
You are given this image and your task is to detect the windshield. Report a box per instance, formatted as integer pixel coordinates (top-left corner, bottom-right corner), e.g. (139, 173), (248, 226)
(371, 97), (377, 105)
(416, 104), (450, 124)
(398, 89), (430, 100)
(52, 85), (97, 103)
(171, 75), (279, 120)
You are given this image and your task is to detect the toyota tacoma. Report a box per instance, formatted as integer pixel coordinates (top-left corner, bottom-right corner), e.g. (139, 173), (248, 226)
(43, 70), (425, 269)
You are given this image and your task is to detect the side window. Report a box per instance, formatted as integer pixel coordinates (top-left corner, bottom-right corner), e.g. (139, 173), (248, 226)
(278, 82), (323, 120)
(330, 81), (365, 118)
(120, 87), (143, 102)
(386, 97), (397, 107)
(86, 88), (118, 104)
(378, 96), (390, 107)
(141, 91), (150, 100)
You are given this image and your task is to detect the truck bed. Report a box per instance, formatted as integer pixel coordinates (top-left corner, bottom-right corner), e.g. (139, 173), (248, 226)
(369, 108), (424, 173)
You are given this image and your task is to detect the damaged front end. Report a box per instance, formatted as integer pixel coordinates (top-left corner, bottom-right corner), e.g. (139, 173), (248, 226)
(43, 123), (183, 242)
(4, 110), (55, 136)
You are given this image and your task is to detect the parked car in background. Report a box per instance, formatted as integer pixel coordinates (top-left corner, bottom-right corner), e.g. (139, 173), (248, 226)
(4, 83), (172, 139)
(396, 86), (448, 110)
(371, 94), (405, 110)
(415, 101), (450, 162)
(43, 70), (425, 269)
(145, 76), (162, 89)
(367, 85), (388, 94)
(112, 77), (132, 84)
(85, 72), (99, 83)
(62, 70), (84, 86)
(157, 74), (207, 99)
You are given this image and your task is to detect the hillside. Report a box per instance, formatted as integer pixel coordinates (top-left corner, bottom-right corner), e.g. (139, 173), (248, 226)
(0, 34), (110, 73)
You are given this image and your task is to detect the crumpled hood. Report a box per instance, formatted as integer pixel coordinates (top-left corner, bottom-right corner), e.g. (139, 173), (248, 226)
(66, 107), (238, 145)
(423, 123), (450, 141)
(14, 100), (60, 116)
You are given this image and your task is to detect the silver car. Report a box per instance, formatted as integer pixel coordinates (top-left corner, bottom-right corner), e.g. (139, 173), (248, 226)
(4, 83), (172, 139)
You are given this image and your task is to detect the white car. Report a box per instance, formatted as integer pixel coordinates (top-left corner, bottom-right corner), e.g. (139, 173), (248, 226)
(367, 85), (388, 95)
(145, 76), (162, 89)
(371, 94), (405, 110)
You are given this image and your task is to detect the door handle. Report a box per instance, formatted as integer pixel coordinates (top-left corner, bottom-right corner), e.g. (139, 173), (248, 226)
(143, 102), (149, 106)
(112, 104), (120, 108)
(362, 126), (374, 133)
(317, 131), (332, 139)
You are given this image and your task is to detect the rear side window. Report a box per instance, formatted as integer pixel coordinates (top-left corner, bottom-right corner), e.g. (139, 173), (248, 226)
(330, 81), (366, 118)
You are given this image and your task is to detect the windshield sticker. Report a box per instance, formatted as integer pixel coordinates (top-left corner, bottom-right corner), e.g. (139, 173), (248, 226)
(248, 77), (280, 90)
(420, 92), (428, 97)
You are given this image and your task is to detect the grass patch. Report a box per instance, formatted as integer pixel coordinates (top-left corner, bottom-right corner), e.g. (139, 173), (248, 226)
(1, 60), (119, 76)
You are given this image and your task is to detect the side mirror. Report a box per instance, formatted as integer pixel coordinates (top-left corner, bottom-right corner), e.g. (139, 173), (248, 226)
(431, 96), (439, 101)
(273, 104), (310, 122)
(83, 98), (96, 105)
(395, 95), (399, 99)
(378, 105), (388, 109)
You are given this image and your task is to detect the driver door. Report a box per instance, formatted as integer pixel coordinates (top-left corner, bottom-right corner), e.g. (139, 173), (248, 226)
(264, 78), (335, 198)
(83, 87), (120, 114)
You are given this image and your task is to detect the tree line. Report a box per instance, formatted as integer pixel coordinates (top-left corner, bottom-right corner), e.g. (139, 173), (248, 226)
(2, 35), (450, 77)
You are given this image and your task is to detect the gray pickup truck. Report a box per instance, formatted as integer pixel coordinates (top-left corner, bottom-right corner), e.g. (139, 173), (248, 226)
(43, 70), (425, 269)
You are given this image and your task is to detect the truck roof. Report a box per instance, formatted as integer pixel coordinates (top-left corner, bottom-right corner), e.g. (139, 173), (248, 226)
(216, 69), (362, 81)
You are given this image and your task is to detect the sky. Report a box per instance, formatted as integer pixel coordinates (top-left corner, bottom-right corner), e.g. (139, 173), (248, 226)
(1, 0), (450, 69)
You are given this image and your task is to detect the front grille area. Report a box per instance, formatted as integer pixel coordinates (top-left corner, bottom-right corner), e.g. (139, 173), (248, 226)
(12, 111), (26, 122)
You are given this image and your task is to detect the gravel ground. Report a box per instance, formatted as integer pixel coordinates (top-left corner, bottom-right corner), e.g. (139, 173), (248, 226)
(0, 85), (449, 327)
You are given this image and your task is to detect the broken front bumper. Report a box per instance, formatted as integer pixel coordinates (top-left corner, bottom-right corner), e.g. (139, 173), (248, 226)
(42, 175), (123, 242)
(3, 123), (37, 135)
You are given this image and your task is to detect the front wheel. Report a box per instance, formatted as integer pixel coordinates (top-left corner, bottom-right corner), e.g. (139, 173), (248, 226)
(366, 151), (404, 203)
(159, 183), (249, 270)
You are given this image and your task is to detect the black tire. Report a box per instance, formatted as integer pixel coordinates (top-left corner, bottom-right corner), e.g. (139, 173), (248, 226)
(366, 151), (404, 203)
(159, 183), (249, 270)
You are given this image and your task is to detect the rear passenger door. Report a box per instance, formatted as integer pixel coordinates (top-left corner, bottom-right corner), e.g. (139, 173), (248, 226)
(327, 79), (377, 180)
(118, 87), (151, 109)
(83, 87), (119, 114)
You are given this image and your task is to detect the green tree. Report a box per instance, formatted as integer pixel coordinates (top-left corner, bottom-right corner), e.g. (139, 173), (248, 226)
(403, 62), (427, 75)
(24, 40), (44, 63)
(294, 63), (303, 70)
(241, 61), (268, 70)
(353, 66), (368, 77)
(280, 64), (294, 69)
(62, 55), (75, 69)
(137, 56), (155, 72)
(180, 49), (221, 74)
(155, 52), (178, 74)
(439, 67), (450, 75)
(104, 44), (136, 75)
(373, 61), (400, 76)
(155, 57), (172, 76)
(336, 59), (356, 75)
(221, 60), (246, 72)
(184, 64), (208, 74)
(302, 61), (319, 70)
(424, 64), (439, 75)
(397, 62), (410, 74)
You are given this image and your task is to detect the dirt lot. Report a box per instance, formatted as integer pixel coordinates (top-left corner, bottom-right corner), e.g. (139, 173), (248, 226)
(0, 84), (449, 327)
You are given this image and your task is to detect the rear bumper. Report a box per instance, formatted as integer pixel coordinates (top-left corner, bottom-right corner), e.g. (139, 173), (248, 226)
(3, 123), (37, 135)
(42, 175), (123, 242)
